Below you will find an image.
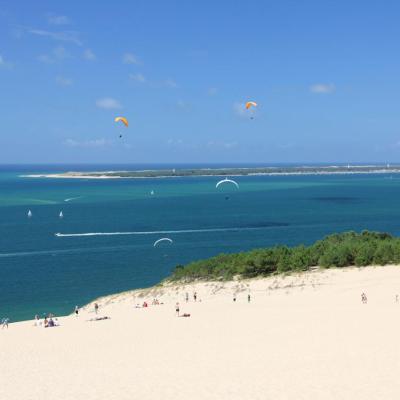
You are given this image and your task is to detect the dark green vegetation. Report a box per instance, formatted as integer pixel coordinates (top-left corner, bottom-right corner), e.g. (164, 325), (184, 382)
(57, 165), (400, 178)
(170, 231), (400, 281)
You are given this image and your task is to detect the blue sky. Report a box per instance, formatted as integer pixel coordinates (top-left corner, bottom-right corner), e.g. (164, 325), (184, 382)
(1, 0), (400, 164)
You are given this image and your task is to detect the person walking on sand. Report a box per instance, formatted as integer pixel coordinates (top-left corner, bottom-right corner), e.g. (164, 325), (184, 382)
(74, 305), (79, 316)
(1, 317), (9, 329)
(175, 302), (180, 316)
(248, 294), (251, 303)
(361, 292), (367, 304)
(193, 292), (197, 302)
(94, 303), (99, 314)
(185, 292), (189, 303)
(34, 314), (39, 326)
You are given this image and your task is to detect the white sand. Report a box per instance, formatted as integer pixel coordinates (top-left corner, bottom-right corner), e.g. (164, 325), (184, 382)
(2, 266), (400, 399)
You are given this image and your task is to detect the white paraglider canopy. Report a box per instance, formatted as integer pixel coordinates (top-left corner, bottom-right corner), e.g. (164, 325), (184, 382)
(215, 178), (239, 189)
(153, 237), (173, 247)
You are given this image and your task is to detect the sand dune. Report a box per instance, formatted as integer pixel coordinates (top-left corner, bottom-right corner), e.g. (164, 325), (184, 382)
(2, 266), (400, 399)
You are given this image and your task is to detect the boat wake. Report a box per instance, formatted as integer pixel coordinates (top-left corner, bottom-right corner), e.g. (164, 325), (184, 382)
(55, 226), (272, 237)
(64, 197), (82, 202)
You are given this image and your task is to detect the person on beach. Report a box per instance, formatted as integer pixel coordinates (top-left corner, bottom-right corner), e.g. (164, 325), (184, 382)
(34, 314), (39, 326)
(185, 292), (189, 303)
(193, 292), (197, 302)
(1, 318), (9, 329)
(233, 294), (237, 302)
(75, 306), (79, 316)
(248, 294), (251, 303)
(361, 293), (367, 304)
(175, 302), (180, 316)
(94, 303), (99, 314)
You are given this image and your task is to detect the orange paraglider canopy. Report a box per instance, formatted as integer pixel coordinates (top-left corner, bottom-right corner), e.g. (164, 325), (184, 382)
(245, 101), (257, 110)
(114, 116), (129, 127)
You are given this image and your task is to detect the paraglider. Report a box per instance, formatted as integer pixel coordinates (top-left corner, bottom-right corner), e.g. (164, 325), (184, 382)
(245, 101), (257, 119)
(153, 238), (173, 247)
(216, 178), (239, 189)
(115, 116), (128, 139)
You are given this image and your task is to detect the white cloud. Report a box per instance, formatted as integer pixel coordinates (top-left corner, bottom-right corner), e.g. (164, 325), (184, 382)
(53, 46), (69, 59)
(27, 28), (82, 45)
(56, 76), (73, 86)
(129, 73), (146, 83)
(47, 15), (70, 25)
(207, 140), (238, 149)
(37, 46), (70, 63)
(37, 54), (54, 63)
(208, 87), (218, 96)
(96, 97), (122, 109)
(0, 55), (13, 69)
(64, 138), (112, 148)
(177, 99), (186, 108)
(167, 138), (184, 146)
(123, 52), (141, 65)
(233, 102), (246, 117)
(310, 83), (335, 94)
(83, 49), (96, 61)
(165, 78), (178, 88)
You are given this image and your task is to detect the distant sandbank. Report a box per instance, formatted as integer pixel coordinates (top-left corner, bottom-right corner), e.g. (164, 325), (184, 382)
(20, 164), (400, 179)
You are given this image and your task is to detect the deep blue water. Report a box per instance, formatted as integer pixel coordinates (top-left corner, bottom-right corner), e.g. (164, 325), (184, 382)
(1, 164), (400, 321)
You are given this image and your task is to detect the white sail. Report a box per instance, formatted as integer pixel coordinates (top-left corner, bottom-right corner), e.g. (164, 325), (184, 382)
(27, 210), (32, 218)
(59, 211), (64, 218)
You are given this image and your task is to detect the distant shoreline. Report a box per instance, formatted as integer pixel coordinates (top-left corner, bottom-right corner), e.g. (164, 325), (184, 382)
(20, 165), (400, 179)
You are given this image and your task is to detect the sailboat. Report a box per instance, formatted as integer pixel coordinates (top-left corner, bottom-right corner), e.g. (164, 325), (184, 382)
(27, 210), (32, 218)
(150, 190), (155, 196)
(59, 211), (64, 218)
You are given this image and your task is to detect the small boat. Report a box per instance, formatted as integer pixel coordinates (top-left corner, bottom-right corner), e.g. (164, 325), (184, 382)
(150, 190), (155, 196)
(59, 211), (64, 218)
(27, 210), (32, 218)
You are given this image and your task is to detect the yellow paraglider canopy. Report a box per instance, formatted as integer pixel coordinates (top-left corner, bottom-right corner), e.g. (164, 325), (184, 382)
(245, 101), (257, 110)
(114, 116), (129, 127)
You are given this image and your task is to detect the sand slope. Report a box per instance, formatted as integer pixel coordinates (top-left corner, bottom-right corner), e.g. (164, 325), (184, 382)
(2, 266), (400, 399)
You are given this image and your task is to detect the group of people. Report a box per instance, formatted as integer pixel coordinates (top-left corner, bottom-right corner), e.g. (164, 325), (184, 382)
(184, 291), (198, 303)
(233, 293), (251, 302)
(34, 313), (59, 328)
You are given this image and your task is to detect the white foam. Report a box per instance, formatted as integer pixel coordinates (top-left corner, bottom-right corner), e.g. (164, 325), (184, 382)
(64, 197), (82, 202)
(55, 227), (265, 237)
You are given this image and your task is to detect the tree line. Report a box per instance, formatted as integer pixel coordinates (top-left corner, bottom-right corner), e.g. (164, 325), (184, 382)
(170, 231), (400, 281)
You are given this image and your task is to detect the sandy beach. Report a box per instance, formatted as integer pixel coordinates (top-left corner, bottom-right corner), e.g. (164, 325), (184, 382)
(2, 266), (400, 399)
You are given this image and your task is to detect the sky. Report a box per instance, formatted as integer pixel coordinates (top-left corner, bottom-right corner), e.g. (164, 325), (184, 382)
(1, 0), (400, 164)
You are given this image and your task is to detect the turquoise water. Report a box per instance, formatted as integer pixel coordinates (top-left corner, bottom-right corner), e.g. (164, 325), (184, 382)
(1, 164), (400, 321)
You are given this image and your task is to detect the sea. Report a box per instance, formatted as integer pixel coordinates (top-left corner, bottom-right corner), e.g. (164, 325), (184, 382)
(1, 163), (400, 322)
